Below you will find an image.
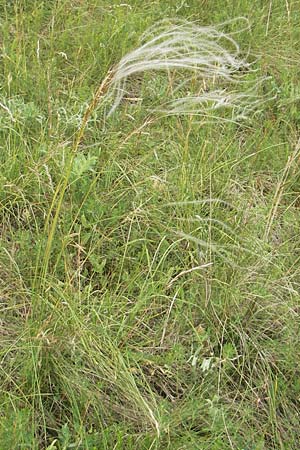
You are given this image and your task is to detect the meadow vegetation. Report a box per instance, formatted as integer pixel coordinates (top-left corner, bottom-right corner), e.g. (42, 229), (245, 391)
(0, 1), (300, 448)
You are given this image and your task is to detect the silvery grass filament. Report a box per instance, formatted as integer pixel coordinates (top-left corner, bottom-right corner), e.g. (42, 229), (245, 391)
(105, 17), (272, 121)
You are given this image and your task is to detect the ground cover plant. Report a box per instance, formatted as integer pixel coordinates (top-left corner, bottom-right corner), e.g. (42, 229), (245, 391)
(0, 0), (300, 449)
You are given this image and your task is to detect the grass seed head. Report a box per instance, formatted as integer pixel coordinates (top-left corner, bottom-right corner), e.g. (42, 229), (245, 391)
(106, 18), (271, 121)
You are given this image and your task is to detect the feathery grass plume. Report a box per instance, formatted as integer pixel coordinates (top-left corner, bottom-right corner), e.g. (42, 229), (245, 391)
(106, 17), (271, 120)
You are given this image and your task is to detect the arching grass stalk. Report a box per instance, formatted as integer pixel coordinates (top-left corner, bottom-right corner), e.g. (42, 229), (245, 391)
(37, 17), (269, 291)
(37, 71), (114, 290)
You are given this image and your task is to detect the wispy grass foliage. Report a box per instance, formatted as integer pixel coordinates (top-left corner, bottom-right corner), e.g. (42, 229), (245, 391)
(106, 18), (270, 121)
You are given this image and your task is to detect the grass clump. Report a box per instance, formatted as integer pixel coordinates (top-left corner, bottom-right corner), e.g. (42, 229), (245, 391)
(0, 1), (300, 449)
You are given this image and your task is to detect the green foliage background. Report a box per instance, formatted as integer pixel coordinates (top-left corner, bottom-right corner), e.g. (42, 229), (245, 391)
(0, 1), (299, 449)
